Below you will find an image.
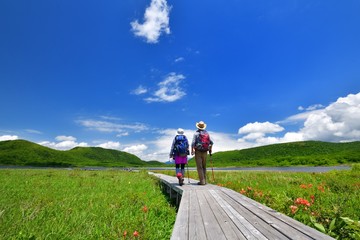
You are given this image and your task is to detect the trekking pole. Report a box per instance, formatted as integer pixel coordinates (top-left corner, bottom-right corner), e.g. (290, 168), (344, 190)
(187, 163), (190, 183)
(210, 153), (215, 182)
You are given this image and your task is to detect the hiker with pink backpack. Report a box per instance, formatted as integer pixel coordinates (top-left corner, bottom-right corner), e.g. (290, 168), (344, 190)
(191, 121), (214, 185)
(170, 128), (190, 186)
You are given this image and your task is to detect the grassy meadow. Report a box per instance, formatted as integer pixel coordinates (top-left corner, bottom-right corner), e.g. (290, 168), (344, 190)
(0, 169), (176, 240)
(160, 164), (360, 239)
(188, 141), (360, 167)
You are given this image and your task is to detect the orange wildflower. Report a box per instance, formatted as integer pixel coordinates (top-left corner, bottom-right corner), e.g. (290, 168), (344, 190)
(294, 197), (311, 207)
(142, 205), (148, 213)
(290, 205), (298, 214)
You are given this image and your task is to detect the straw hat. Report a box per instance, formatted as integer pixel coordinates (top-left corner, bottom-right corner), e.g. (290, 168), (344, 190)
(196, 121), (207, 130)
(177, 128), (185, 135)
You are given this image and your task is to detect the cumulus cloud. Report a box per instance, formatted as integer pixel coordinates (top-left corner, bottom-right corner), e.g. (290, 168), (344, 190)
(123, 144), (148, 155)
(0, 135), (19, 141)
(239, 121), (284, 135)
(39, 136), (88, 150)
(97, 141), (121, 150)
(130, 0), (171, 43)
(300, 93), (360, 142)
(237, 92), (360, 146)
(145, 72), (186, 102)
(56, 135), (76, 142)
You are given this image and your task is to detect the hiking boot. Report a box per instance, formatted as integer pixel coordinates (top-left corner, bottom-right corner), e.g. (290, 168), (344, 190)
(197, 182), (206, 185)
(177, 173), (183, 186)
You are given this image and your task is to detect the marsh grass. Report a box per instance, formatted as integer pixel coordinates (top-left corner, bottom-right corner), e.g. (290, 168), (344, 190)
(0, 169), (176, 239)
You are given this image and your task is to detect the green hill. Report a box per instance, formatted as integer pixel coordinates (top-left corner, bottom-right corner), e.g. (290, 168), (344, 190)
(189, 141), (360, 167)
(0, 140), (164, 167)
(2, 140), (360, 168)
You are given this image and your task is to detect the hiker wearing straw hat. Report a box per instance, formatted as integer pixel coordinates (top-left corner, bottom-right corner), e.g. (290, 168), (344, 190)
(191, 121), (214, 185)
(170, 128), (189, 186)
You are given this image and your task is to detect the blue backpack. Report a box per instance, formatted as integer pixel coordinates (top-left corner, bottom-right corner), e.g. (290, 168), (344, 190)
(174, 135), (189, 156)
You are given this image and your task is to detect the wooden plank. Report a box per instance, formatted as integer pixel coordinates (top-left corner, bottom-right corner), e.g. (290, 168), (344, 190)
(221, 188), (334, 240)
(216, 190), (289, 239)
(209, 190), (268, 240)
(196, 190), (227, 240)
(202, 189), (246, 240)
(171, 190), (190, 240)
(188, 190), (208, 239)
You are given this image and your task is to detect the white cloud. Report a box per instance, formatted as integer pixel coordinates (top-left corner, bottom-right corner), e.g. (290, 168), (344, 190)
(280, 110), (323, 124)
(116, 132), (129, 137)
(237, 92), (360, 146)
(39, 136), (88, 150)
(239, 121), (284, 135)
(145, 72), (186, 102)
(97, 141), (121, 150)
(298, 104), (325, 111)
(174, 57), (184, 63)
(130, 0), (171, 43)
(131, 85), (148, 95)
(0, 135), (19, 141)
(299, 93), (360, 142)
(78, 119), (148, 134)
(123, 144), (148, 155)
(56, 135), (76, 142)
(25, 129), (42, 134)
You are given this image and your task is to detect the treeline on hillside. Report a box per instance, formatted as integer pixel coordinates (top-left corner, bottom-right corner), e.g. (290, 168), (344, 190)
(189, 141), (360, 167)
(0, 140), (164, 167)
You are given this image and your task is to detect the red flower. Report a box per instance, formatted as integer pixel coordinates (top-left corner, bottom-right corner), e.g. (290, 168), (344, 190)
(290, 205), (298, 214)
(133, 231), (139, 237)
(317, 185), (325, 192)
(240, 188), (246, 194)
(300, 184), (307, 189)
(123, 231), (127, 237)
(142, 205), (148, 213)
(294, 197), (311, 207)
(310, 195), (315, 204)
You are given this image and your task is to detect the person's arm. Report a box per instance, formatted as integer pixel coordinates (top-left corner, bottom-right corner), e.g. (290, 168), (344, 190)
(185, 136), (190, 155)
(209, 134), (214, 155)
(191, 133), (197, 155)
(170, 137), (176, 158)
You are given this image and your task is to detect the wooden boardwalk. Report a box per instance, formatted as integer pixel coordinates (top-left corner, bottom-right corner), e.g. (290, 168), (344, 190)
(150, 173), (334, 240)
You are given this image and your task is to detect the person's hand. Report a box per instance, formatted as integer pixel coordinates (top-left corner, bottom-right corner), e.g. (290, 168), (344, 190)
(191, 150), (195, 156)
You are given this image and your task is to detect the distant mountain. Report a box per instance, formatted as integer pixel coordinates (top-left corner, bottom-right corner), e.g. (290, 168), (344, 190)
(188, 141), (360, 167)
(0, 139), (165, 167)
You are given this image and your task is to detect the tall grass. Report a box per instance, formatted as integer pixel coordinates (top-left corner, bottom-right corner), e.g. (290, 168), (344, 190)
(0, 169), (176, 239)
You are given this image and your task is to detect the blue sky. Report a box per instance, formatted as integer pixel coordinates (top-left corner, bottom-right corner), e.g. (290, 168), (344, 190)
(1, 0), (360, 162)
